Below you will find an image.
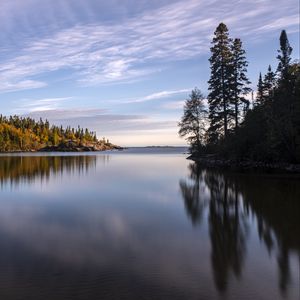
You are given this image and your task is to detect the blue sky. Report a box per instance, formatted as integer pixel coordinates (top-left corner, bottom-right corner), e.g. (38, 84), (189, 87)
(0, 0), (299, 146)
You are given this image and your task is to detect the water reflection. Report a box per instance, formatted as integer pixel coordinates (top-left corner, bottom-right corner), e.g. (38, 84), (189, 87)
(0, 153), (298, 299)
(0, 155), (106, 187)
(180, 163), (300, 294)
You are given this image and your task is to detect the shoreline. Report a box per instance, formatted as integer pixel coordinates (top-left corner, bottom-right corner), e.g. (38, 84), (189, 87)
(188, 154), (300, 174)
(0, 148), (123, 154)
(0, 141), (123, 153)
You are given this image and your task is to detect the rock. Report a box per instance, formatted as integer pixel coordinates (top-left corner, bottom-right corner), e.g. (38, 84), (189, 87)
(187, 154), (300, 173)
(39, 140), (123, 152)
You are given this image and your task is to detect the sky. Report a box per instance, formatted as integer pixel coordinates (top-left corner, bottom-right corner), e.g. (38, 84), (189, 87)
(0, 0), (299, 146)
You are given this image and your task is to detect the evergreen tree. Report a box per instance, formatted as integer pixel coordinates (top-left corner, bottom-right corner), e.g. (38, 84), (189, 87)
(235, 31), (299, 163)
(230, 38), (251, 128)
(178, 88), (207, 153)
(277, 30), (293, 79)
(264, 62), (300, 163)
(179, 25), (298, 163)
(208, 23), (234, 142)
(256, 72), (265, 105)
(271, 29), (298, 162)
(263, 65), (276, 99)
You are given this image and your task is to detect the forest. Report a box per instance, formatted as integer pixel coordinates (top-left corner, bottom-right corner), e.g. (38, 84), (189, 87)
(0, 115), (107, 152)
(179, 23), (300, 164)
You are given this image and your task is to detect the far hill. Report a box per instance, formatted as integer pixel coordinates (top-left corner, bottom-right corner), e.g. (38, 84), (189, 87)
(0, 115), (121, 152)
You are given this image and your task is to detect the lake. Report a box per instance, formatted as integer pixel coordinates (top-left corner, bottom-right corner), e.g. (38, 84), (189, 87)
(0, 148), (299, 300)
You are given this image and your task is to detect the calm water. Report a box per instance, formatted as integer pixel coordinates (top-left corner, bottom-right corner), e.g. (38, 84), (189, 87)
(0, 148), (299, 300)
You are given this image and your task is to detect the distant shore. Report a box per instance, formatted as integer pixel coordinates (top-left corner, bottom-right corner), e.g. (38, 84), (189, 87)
(188, 154), (300, 173)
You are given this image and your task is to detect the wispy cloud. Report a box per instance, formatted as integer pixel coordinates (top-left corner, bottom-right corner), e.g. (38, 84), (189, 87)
(162, 100), (185, 110)
(0, 0), (298, 92)
(0, 80), (47, 94)
(25, 108), (137, 122)
(124, 89), (190, 103)
(15, 97), (72, 114)
(24, 108), (177, 137)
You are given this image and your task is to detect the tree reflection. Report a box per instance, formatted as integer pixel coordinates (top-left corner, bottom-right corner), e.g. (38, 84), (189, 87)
(179, 163), (207, 225)
(206, 171), (247, 292)
(239, 172), (300, 294)
(0, 155), (101, 187)
(180, 162), (300, 294)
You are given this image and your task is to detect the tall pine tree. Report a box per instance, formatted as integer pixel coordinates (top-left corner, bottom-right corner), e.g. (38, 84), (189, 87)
(230, 38), (251, 128)
(263, 65), (276, 98)
(256, 72), (264, 105)
(273, 31), (299, 162)
(208, 23), (233, 142)
(277, 30), (293, 80)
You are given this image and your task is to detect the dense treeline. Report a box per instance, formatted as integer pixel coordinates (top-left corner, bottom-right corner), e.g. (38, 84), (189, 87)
(179, 24), (300, 163)
(0, 115), (102, 152)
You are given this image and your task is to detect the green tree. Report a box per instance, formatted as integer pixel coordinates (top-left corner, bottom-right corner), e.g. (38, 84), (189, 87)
(230, 38), (251, 128)
(52, 128), (59, 146)
(277, 30), (293, 79)
(178, 88), (207, 153)
(263, 65), (276, 98)
(271, 62), (300, 162)
(256, 66), (276, 106)
(256, 72), (265, 105)
(208, 23), (234, 142)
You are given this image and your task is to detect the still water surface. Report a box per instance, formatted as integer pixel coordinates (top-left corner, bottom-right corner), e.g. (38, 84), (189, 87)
(0, 148), (299, 300)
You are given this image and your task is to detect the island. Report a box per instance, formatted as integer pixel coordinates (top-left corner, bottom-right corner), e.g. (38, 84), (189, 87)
(0, 115), (122, 152)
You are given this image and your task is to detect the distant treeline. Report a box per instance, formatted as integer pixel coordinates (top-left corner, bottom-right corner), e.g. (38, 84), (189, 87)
(0, 115), (102, 152)
(179, 23), (300, 163)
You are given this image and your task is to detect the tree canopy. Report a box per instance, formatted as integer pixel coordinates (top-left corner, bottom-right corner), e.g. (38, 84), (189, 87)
(0, 115), (102, 152)
(178, 88), (207, 153)
(179, 25), (300, 164)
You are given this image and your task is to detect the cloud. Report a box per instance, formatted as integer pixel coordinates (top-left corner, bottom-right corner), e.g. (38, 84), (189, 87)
(24, 108), (177, 143)
(0, 80), (47, 93)
(124, 89), (190, 103)
(26, 109), (141, 123)
(15, 97), (72, 114)
(0, 0), (298, 92)
(26, 108), (106, 119)
(162, 100), (185, 110)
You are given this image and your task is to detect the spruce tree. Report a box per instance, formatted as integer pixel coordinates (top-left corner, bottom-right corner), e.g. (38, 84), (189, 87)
(273, 31), (298, 162)
(263, 65), (276, 98)
(256, 72), (264, 105)
(208, 23), (234, 142)
(277, 30), (293, 79)
(230, 38), (251, 128)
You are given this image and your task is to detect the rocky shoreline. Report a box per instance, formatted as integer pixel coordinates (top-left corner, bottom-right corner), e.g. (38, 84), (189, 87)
(38, 140), (123, 152)
(188, 154), (300, 173)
